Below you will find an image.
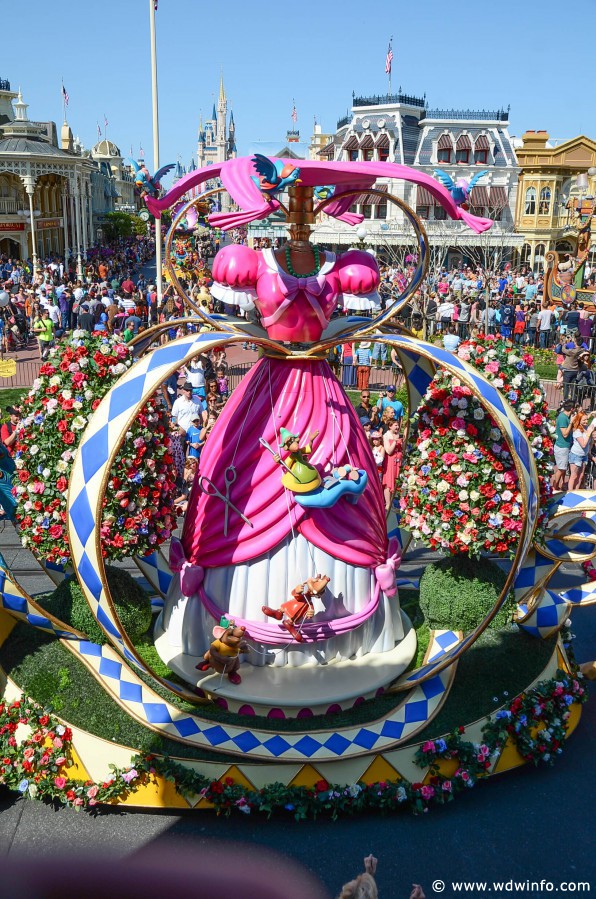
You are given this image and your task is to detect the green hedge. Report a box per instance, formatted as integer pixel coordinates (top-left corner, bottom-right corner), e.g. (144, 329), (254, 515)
(44, 566), (152, 644)
(419, 555), (515, 632)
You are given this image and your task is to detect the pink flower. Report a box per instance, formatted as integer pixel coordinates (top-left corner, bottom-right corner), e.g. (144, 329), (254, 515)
(422, 741), (436, 753)
(53, 737), (63, 749)
(121, 768), (138, 784)
(485, 361), (500, 374)
(451, 418), (465, 431)
(54, 776), (67, 789)
(420, 785), (435, 800)
(441, 453), (459, 466)
(462, 453), (478, 464)
(442, 780), (453, 793)
(55, 756), (67, 767)
(87, 785), (99, 799)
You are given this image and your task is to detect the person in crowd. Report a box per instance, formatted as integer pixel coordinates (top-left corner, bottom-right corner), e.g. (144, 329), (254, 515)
(33, 308), (55, 359)
(355, 341), (372, 390)
(355, 390), (377, 424)
(568, 409), (596, 491)
(382, 418), (402, 511)
(552, 399), (575, 491)
(0, 406), (20, 456)
(341, 340), (356, 388)
(216, 366), (229, 399)
(376, 385), (404, 426)
(537, 301), (555, 349)
(442, 322), (460, 353)
(561, 331), (587, 398)
(171, 382), (204, 435)
(185, 412), (205, 461)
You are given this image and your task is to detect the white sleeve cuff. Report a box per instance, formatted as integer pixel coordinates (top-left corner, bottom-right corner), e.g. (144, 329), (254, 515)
(340, 289), (381, 311)
(211, 281), (256, 311)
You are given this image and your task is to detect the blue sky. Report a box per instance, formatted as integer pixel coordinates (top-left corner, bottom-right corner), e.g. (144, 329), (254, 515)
(3, 0), (595, 178)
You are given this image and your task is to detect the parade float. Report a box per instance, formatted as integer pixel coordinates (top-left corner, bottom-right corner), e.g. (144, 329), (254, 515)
(544, 194), (596, 311)
(0, 155), (593, 817)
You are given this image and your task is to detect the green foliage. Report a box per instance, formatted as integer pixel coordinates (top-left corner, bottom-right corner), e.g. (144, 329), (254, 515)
(0, 389), (27, 422)
(44, 567), (152, 644)
(419, 555), (516, 632)
(103, 212), (145, 240)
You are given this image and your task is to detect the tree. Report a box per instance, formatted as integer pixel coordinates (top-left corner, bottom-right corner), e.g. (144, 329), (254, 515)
(103, 212), (147, 241)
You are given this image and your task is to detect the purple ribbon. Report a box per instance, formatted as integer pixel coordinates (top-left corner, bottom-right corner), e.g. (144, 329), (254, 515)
(169, 537), (204, 596)
(374, 536), (402, 597)
(278, 270), (327, 302)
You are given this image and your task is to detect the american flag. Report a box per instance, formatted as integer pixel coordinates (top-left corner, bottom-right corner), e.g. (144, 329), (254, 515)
(104, 114), (109, 128)
(62, 84), (69, 106)
(97, 122), (101, 140)
(139, 143), (145, 158)
(154, 0), (158, 8)
(385, 41), (393, 75)
(291, 102), (297, 124)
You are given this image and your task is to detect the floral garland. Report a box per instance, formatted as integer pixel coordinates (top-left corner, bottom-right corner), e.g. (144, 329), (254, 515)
(12, 332), (178, 563)
(0, 670), (585, 817)
(399, 336), (553, 556)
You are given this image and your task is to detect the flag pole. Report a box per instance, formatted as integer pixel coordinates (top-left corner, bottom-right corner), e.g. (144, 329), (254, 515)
(61, 78), (66, 123)
(388, 37), (393, 97)
(149, 0), (162, 307)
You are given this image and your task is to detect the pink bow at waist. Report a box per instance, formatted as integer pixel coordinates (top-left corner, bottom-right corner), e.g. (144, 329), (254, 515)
(260, 271), (329, 330)
(169, 537), (204, 596)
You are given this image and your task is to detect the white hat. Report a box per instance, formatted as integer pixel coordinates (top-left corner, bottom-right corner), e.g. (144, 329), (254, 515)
(359, 341), (372, 349)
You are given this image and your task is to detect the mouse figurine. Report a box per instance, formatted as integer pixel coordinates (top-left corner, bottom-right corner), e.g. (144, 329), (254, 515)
(196, 617), (250, 684)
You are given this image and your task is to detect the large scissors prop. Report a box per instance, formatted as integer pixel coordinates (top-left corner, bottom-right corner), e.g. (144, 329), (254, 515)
(198, 465), (253, 536)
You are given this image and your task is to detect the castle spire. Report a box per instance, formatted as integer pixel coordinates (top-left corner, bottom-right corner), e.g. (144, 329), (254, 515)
(219, 70), (225, 104)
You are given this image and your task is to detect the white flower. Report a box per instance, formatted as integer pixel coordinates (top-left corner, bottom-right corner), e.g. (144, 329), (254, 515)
(100, 345), (110, 355)
(457, 398), (468, 409)
(457, 429), (466, 438)
(437, 480), (450, 493)
(520, 403), (532, 415)
(53, 509), (61, 519)
(495, 473), (504, 483)
(49, 375), (61, 387)
(442, 522), (450, 530)
(23, 501), (32, 511)
(452, 464), (462, 473)
(490, 428), (502, 440)
(73, 401), (83, 410)
(459, 490), (469, 501)
(460, 531), (472, 545)
(493, 378), (503, 388)
(15, 458), (24, 470)
(84, 390), (94, 401)
(470, 490), (480, 501)
(72, 415), (87, 430)
(488, 349), (496, 358)
(512, 375), (523, 388)
(42, 468), (50, 479)
(473, 408), (485, 420)
(61, 450), (73, 461)
(62, 390), (72, 400)
(29, 445), (39, 456)
(72, 329), (86, 339)
(79, 357), (89, 368)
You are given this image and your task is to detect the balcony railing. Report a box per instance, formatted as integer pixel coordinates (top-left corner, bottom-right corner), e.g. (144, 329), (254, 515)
(353, 92), (426, 109)
(0, 198), (19, 215)
(422, 107), (510, 122)
(0, 78), (11, 92)
(337, 115), (350, 129)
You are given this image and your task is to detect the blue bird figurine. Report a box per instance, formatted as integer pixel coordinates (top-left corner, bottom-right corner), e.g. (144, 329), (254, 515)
(314, 185), (335, 201)
(128, 159), (176, 199)
(251, 154), (301, 196)
(433, 169), (489, 208)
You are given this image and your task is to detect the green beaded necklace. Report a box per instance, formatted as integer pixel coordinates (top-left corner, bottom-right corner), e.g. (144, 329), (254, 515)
(284, 244), (322, 278)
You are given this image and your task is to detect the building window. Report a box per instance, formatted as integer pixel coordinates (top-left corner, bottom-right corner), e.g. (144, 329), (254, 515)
(520, 243), (532, 264)
(434, 205), (447, 220)
(416, 205), (430, 220)
(377, 202), (387, 219)
(349, 149), (358, 162)
(362, 148), (374, 162)
(349, 203), (358, 214)
(438, 148), (451, 164)
(474, 149), (488, 165)
(524, 187), (536, 215)
(455, 148), (469, 164)
(539, 186), (551, 215)
(534, 243), (546, 269)
(362, 204), (373, 219)
(378, 146), (389, 162)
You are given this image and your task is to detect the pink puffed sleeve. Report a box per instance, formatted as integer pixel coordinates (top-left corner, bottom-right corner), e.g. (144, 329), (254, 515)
(210, 245), (258, 310)
(337, 249), (381, 312)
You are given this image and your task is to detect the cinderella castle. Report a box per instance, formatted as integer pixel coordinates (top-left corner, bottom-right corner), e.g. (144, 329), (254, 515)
(197, 73), (236, 168)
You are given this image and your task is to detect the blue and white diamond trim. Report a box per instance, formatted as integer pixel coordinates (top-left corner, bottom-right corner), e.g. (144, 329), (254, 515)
(0, 551), (81, 639)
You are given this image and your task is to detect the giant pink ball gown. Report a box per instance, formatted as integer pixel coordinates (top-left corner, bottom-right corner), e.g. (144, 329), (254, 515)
(159, 246), (406, 668)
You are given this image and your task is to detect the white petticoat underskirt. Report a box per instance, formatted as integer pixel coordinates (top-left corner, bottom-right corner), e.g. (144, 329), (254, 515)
(158, 533), (404, 669)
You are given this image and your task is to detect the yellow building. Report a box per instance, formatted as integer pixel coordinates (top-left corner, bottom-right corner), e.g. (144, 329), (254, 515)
(514, 130), (596, 272)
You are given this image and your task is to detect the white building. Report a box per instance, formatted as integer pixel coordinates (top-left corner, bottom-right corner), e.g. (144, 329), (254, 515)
(315, 90), (523, 267)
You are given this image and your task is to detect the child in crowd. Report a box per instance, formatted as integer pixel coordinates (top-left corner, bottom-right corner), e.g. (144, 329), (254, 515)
(216, 366), (229, 399)
(370, 431), (385, 480)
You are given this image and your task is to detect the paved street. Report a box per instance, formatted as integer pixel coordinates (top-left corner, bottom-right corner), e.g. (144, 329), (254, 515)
(1, 516), (595, 896)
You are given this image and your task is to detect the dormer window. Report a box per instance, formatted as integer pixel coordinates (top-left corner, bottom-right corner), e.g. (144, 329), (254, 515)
(455, 133), (471, 164)
(473, 134), (490, 165)
(437, 133), (453, 164)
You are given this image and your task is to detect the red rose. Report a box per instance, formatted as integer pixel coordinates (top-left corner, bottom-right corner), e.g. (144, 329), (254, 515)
(57, 420), (68, 433)
(63, 432), (76, 445)
(56, 477), (68, 493)
(49, 525), (63, 539)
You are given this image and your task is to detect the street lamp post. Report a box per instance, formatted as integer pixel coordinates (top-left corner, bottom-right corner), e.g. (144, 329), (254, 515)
(17, 203), (41, 278)
(149, 0), (162, 307)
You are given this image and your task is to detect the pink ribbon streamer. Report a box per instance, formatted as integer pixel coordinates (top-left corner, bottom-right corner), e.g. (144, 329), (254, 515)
(196, 581), (381, 645)
(374, 536), (402, 597)
(169, 537), (204, 596)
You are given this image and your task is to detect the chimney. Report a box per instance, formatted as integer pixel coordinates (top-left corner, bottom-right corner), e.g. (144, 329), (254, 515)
(521, 130), (549, 149)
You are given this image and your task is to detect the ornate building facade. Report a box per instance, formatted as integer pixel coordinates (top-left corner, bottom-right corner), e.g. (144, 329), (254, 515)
(514, 131), (596, 272)
(315, 90), (523, 267)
